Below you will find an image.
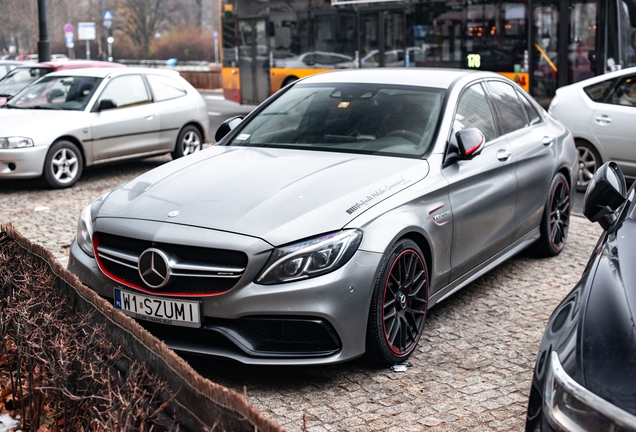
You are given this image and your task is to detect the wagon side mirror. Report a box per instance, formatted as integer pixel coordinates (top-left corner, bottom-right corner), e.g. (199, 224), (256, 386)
(583, 161), (627, 230)
(215, 115), (244, 142)
(443, 128), (485, 168)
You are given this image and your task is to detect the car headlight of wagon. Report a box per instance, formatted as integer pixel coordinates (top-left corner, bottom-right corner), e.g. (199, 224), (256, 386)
(76, 192), (112, 258)
(256, 230), (363, 285)
(0, 137), (34, 149)
(544, 351), (636, 431)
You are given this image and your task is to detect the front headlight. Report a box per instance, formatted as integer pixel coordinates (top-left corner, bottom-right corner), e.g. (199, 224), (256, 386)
(0, 137), (34, 149)
(544, 351), (636, 431)
(76, 191), (113, 257)
(256, 230), (363, 285)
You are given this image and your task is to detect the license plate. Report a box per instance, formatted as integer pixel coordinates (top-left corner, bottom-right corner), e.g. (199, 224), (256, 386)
(114, 288), (201, 328)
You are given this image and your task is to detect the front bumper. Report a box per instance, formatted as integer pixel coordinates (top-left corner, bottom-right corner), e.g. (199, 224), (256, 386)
(0, 145), (49, 178)
(67, 223), (383, 365)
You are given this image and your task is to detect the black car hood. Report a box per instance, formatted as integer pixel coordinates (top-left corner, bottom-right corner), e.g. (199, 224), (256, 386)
(580, 217), (636, 416)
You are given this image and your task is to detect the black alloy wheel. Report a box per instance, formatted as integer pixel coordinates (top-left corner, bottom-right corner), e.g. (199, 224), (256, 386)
(367, 239), (429, 365)
(549, 177), (570, 251)
(532, 173), (571, 257)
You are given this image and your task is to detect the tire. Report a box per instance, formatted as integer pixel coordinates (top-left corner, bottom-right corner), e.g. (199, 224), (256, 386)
(42, 140), (83, 189)
(366, 239), (429, 365)
(576, 140), (601, 192)
(282, 76), (298, 89)
(531, 173), (571, 257)
(171, 125), (202, 159)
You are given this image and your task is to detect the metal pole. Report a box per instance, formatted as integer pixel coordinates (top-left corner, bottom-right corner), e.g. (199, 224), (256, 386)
(86, 40), (90, 59)
(37, 0), (51, 62)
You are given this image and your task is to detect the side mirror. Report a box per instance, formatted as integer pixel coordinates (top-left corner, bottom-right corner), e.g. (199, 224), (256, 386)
(456, 128), (485, 158)
(215, 115), (244, 142)
(583, 161), (627, 230)
(443, 128), (485, 168)
(97, 99), (117, 111)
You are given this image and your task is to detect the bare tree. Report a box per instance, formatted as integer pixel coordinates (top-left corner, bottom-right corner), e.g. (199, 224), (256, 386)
(119, 0), (165, 58)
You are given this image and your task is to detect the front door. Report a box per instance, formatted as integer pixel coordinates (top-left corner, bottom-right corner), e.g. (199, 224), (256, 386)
(90, 74), (160, 162)
(359, 10), (406, 68)
(238, 18), (270, 105)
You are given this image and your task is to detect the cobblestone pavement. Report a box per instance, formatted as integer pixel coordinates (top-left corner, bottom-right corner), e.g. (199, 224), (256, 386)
(0, 157), (603, 431)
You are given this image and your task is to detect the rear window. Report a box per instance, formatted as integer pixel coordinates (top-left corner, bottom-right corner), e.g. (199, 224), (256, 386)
(583, 79), (616, 102)
(146, 74), (187, 102)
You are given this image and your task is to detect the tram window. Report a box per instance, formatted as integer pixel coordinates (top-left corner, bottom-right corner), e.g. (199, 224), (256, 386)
(583, 79), (618, 103)
(486, 81), (527, 135)
(517, 90), (541, 126)
(453, 83), (497, 142)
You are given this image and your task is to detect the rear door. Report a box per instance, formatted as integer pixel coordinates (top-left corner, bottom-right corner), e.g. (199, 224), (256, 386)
(485, 80), (555, 241)
(443, 82), (517, 281)
(590, 74), (636, 178)
(90, 74), (160, 162)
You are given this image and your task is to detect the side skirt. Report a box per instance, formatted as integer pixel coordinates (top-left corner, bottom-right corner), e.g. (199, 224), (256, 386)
(429, 228), (541, 307)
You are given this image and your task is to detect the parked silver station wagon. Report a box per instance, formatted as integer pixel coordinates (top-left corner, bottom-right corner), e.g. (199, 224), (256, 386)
(68, 69), (577, 365)
(0, 67), (209, 188)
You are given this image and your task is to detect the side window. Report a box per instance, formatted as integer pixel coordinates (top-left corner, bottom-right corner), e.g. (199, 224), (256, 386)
(98, 75), (149, 109)
(609, 76), (636, 107)
(487, 81), (528, 135)
(146, 74), (187, 102)
(583, 78), (617, 102)
(517, 90), (541, 126)
(453, 83), (497, 142)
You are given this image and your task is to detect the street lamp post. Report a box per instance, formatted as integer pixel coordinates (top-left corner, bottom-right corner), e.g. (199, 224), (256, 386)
(37, 0), (51, 62)
(107, 36), (114, 61)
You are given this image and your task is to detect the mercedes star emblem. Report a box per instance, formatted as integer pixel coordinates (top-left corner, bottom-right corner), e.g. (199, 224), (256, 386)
(138, 248), (171, 289)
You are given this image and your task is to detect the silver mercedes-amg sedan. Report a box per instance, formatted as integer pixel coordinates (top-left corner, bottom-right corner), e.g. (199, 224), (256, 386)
(68, 69), (577, 365)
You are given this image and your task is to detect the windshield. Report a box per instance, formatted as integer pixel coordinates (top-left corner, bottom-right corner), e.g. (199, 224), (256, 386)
(228, 83), (445, 158)
(6, 75), (102, 111)
(0, 67), (53, 97)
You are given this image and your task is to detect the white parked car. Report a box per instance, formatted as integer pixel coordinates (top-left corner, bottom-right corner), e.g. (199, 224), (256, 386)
(0, 67), (209, 188)
(549, 66), (636, 190)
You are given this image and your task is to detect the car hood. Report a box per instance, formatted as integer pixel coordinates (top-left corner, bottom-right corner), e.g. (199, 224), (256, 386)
(0, 108), (83, 140)
(579, 218), (636, 416)
(97, 146), (429, 245)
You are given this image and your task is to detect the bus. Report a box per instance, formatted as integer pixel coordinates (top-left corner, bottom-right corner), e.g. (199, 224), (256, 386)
(221, 0), (636, 107)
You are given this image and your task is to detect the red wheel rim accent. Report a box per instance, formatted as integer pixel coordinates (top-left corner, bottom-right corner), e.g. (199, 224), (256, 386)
(381, 249), (428, 355)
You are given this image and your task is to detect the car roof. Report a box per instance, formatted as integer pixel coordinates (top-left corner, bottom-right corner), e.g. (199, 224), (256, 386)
(18, 60), (127, 70)
(44, 66), (182, 79)
(558, 66), (636, 90)
(299, 68), (484, 89)
(0, 60), (24, 66)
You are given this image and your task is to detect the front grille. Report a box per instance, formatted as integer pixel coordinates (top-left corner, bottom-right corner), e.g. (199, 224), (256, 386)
(95, 232), (248, 296)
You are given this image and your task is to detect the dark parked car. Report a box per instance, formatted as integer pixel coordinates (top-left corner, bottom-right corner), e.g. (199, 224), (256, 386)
(68, 68), (576, 366)
(526, 161), (636, 431)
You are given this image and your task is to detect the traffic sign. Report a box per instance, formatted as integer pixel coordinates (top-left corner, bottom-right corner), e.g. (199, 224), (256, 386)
(78, 22), (96, 40)
(103, 10), (113, 21)
(64, 23), (74, 33)
(65, 32), (74, 48)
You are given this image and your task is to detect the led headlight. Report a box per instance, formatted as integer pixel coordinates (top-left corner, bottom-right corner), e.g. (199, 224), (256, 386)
(544, 351), (636, 431)
(0, 137), (34, 149)
(76, 191), (113, 257)
(256, 229), (363, 285)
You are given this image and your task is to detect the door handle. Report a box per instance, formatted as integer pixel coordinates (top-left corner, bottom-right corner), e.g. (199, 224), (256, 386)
(145, 114), (154, 121)
(594, 115), (612, 125)
(496, 149), (512, 161)
(542, 136), (554, 146)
